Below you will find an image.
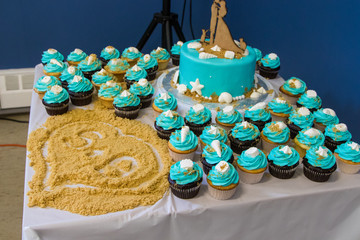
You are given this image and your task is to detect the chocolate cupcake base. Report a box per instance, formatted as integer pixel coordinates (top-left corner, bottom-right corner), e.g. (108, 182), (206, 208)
(138, 94), (153, 109)
(68, 89), (94, 106)
(201, 155), (234, 175)
(258, 65), (280, 79)
(154, 122), (180, 140)
(185, 118), (212, 136)
(228, 134), (260, 155)
(42, 99), (69, 116)
(114, 104), (141, 119)
(243, 117), (271, 132)
(168, 175), (202, 199)
(60, 80), (69, 90)
(324, 136), (348, 152)
(302, 157), (337, 182)
(296, 102), (321, 113)
(145, 65), (159, 81)
(268, 161), (299, 179)
(171, 54), (180, 66)
(82, 70), (98, 81)
(99, 57), (110, 68)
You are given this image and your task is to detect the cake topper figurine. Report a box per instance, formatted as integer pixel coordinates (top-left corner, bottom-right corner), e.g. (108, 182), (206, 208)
(208, 0), (245, 54)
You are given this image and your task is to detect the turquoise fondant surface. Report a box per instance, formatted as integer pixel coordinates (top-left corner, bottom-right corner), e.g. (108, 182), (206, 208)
(179, 40), (256, 97)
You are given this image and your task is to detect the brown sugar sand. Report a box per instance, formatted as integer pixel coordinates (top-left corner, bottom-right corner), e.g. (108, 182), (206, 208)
(26, 104), (172, 216)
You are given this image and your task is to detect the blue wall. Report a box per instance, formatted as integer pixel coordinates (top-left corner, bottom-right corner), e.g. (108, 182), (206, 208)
(1, 0), (359, 141)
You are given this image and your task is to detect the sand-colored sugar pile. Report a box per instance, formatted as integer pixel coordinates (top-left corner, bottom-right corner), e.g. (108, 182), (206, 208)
(26, 106), (172, 215)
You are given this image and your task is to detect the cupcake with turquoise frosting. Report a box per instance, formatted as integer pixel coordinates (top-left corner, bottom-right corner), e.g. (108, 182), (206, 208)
(78, 54), (102, 80)
(168, 126), (198, 162)
(67, 75), (94, 106)
(150, 47), (170, 70)
(154, 110), (184, 140)
(60, 65), (84, 90)
(185, 104), (212, 136)
(236, 147), (267, 184)
(260, 121), (290, 154)
(244, 102), (271, 131)
(113, 90), (141, 119)
(268, 145), (300, 179)
(137, 54), (159, 81)
(296, 90), (322, 112)
(43, 59), (66, 78)
(293, 127), (325, 158)
(335, 141), (360, 174)
(215, 106), (243, 133)
(91, 69), (116, 90)
(42, 85), (69, 115)
(207, 161), (239, 200)
(313, 108), (339, 132)
(168, 159), (203, 199)
(302, 145), (337, 182)
(129, 78), (154, 108)
(267, 97), (293, 122)
(124, 65), (148, 89)
(253, 48), (262, 70)
(201, 140), (234, 175)
(98, 80), (122, 108)
(199, 125), (228, 150)
(258, 53), (280, 79)
(121, 47), (142, 67)
(170, 41), (183, 66)
(287, 107), (314, 139)
(324, 123), (352, 152)
(66, 48), (87, 66)
(100, 46), (120, 67)
(104, 58), (130, 82)
(41, 48), (64, 65)
(228, 121), (261, 154)
(152, 92), (177, 114)
(33, 76), (61, 99)
(279, 77), (307, 105)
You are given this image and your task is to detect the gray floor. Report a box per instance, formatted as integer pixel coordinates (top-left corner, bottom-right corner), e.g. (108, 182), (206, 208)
(0, 113), (29, 240)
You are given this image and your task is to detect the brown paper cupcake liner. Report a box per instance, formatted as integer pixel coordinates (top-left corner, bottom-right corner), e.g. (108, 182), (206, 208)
(268, 161), (299, 179)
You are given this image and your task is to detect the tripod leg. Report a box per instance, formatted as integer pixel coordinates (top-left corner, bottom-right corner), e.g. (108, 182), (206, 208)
(136, 16), (159, 51)
(162, 20), (173, 51)
(172, 17), (186, 42)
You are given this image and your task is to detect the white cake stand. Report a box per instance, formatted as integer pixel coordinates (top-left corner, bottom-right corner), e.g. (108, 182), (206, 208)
(155, 66), (282, 114)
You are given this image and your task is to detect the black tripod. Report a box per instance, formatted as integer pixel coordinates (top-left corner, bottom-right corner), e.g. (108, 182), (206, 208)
(136, 0), (186, 51)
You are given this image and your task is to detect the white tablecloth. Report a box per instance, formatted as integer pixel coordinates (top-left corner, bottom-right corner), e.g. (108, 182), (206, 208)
(23, 65), (360, 240)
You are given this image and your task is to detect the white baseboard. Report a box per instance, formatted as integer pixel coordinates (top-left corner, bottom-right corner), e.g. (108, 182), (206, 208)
(0, 68), (34, 109)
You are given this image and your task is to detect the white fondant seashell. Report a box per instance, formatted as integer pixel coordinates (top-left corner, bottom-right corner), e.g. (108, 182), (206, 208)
(316, 146), (328, 157)
(224, 51), (235, 59)
(298, 107), (310, 116)
(268, 53), (278, 60)
(279, 146), (292, 155)
(249, 102), (266, 111)
(120, 90), (131, 97)
(187, 42), (202, 49)
(245, 147), (259, 158)
(304, 128), (321, 137)
(250, 91), (261, 99)
(215, 161), (230, 174)
(47, 48), (57, 54)
(306, 90), (317, 98)
(335, 123), (348, 132)
(50, 59), (62, 67)
(177, 84), (187, 94)
(199, 52), (217, 59)
(41, 76), (51, 83)
(211, 140), (222, 157)
(180, 159), (193, 171)
(138, 78), (148, 87)
(181, 126), (190, 143)
(257, 87), (267, 94)
(323, 108), (336, 117)
(74, 48), (83, 55)
(172, 70), (179, 85)
(72, 75), (82, 83)
(211, 45), (221, 52)
(218, 92), (233, 104)
(50, 85), (63, 94)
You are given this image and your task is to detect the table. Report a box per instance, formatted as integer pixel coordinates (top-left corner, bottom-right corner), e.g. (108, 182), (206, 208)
(23, 64), (360, 240)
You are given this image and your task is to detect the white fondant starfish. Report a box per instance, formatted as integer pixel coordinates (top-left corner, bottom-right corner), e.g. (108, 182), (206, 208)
(163, 110), (174, 118)
(159, 92), (171, 101)
(190, 78), (204, 95)
(316, 146), (328, 157)
(208, 126), (220, 135)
